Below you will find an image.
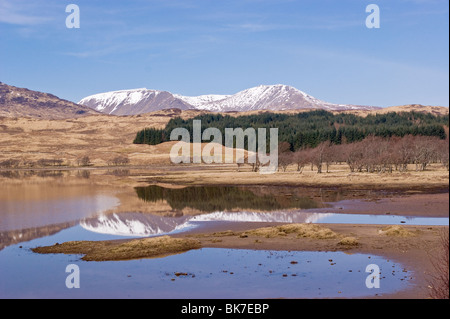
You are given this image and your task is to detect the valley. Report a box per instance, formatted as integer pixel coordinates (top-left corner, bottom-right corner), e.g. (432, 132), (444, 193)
(0, 82), (448, 300)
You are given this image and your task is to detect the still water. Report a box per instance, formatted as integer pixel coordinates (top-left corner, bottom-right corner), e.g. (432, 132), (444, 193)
(80, 185), (447, 238)
(0, 244), (411, 299)
(0, 171), (447, 298)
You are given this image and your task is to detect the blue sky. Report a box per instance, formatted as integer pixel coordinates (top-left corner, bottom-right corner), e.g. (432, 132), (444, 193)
(0, 0), (448, 107)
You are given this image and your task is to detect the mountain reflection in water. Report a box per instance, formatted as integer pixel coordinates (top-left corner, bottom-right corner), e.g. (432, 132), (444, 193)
(81, 185), (333, 237)
(80, 185), (449, 237)
(80, 210), (331, 237)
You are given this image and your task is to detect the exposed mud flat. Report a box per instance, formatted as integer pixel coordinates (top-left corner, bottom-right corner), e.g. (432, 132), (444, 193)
(32, 236), (201, 261)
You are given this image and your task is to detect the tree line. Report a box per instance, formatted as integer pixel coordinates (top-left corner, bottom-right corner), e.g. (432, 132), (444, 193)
(278, 135), (449, 174)
(134, 110), (448, 151)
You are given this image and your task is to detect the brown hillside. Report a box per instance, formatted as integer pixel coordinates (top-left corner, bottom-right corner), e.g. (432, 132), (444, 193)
(0, 82), (99, 119)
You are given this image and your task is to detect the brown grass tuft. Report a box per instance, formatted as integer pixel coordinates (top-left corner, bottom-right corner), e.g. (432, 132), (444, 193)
(338, 236), (359, 246)
(244, 224), (337, 239)
(379, 225), (415, 237)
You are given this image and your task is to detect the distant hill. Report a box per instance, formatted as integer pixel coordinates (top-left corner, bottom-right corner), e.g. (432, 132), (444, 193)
(371, 104), (449, 116)
(0, 82), (99, 119)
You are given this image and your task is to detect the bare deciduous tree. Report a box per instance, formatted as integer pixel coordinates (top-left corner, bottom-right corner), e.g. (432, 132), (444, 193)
(311, 141), (332, 174)
(293, 148), (312, 173)
(278, 152), (293, 172)
(77, 156), (91, 167)
(111, 155), (130, 166)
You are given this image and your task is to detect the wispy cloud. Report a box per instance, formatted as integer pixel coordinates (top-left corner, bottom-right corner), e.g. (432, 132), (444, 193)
(0, 0), (54, 25)
(224, 18), (365, 33)
(225, 23), (290, 32)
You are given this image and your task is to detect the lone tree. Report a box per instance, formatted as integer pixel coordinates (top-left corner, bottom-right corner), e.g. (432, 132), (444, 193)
(77, 156), (91, 167)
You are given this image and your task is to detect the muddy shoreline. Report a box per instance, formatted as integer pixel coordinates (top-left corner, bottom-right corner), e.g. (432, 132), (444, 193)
(1, 164), (449, 190)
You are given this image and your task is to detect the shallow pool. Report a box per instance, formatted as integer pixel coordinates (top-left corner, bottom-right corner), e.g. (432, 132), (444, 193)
(0, 242), (412, 299)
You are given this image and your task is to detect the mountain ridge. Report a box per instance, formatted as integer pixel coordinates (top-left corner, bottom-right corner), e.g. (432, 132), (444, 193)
(79, 84), (380, 115)
(2, 82), (447, 120)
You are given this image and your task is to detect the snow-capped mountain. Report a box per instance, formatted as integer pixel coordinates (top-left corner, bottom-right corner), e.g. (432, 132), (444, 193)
(183, 84), (366, 112)
(79, 88), (192, 115)
(79, 84), (378, 115)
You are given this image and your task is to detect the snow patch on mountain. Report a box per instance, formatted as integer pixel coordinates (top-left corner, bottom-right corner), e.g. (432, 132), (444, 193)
(79, 88), (162, 114)
(173, 94), (231, 109)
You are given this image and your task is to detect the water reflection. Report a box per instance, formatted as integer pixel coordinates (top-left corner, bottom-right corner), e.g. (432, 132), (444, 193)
(0, 180), (120, 248)
(80, 210), (332, 237)
(0, 169), (94, 180)
(0, 170), (68, 179)
(0, 221), (77, 251)
(107, 169), (130, 176)
(1, 180), (448, 245)
(135, 185), (327, 212)
(81, 212), (191, 237)
(76, 170), (91, 179)
(81, 210), (448, 238)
